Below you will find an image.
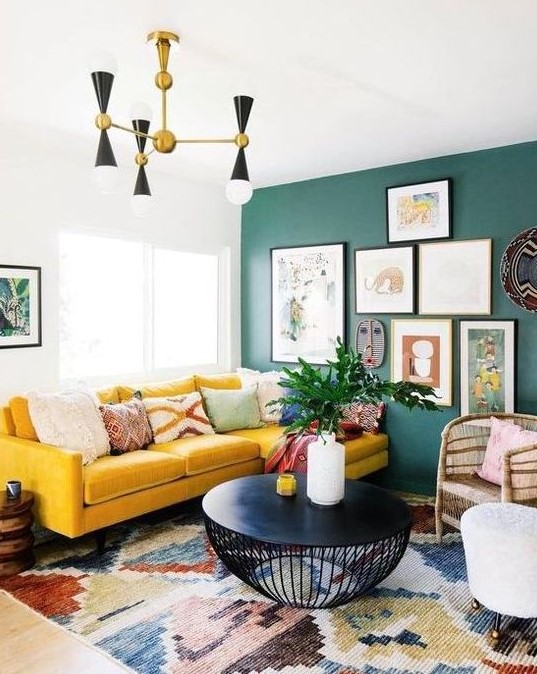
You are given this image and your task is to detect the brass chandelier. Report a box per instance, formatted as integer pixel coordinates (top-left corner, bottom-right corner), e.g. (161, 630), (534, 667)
(91, 30), (254, 216)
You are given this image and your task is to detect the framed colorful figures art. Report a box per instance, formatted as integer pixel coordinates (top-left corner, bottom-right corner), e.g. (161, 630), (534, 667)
(386, 178), (452, 244)
(459, 320), (516, 415)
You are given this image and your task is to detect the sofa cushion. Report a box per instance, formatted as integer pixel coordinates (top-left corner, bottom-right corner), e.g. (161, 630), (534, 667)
(83, 451), (186, 505)
(151, 434), (260, 475)
(143, 392), (214, 443)
(117, 377), (196, 402)
(200, 386), (263, 432)
(99, 396), (153, 454)
(96, 386), (120, 405)
(194, 373), (242, 390)
(343, 432), (389, 464)
(226, 426), (284, 459)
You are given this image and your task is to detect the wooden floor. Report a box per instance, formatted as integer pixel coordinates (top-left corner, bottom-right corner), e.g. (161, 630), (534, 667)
(0, 591), (132, 674)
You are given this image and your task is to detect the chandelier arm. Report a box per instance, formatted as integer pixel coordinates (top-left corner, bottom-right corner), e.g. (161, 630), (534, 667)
(175, 138), (236, 144)
(110, 122), (157, 141)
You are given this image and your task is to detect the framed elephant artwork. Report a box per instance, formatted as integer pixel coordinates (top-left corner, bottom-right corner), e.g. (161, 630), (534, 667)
(354, 245), (415, 314)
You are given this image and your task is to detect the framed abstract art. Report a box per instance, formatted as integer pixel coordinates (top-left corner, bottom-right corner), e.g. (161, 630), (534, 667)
(391, 318), (452, 406)
(271, 243), (346, 364)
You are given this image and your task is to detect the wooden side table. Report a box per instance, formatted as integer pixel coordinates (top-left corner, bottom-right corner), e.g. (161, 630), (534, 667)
(0, 490), (35, 576)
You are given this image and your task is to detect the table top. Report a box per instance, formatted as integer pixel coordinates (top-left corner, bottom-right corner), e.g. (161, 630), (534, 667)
(202, 475), (411, 547)
(0, 490), (34, 516)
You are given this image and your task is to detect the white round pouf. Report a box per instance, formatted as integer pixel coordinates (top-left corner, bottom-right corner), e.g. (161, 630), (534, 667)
(461, 503), (537, 620)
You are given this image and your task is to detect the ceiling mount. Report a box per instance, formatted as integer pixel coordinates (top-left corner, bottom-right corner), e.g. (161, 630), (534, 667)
(90, 30), (254, 216)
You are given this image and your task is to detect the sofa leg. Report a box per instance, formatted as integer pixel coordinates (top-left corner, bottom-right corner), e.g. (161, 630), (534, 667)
(95, 529), (106, 555)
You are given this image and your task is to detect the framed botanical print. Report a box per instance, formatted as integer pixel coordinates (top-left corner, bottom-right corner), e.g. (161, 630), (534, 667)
(354, 245), (415, 314)
(459, 320), (516, 415)
(386, 178), (452, 243)
(391, 318), (452, 406)
(271, 243), (346, 364)
(0, 265), (42, 348)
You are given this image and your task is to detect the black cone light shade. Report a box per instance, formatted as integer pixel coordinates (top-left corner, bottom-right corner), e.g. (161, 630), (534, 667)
(233, 95), (254, 133)
(226, 95), (254, 205)
(91, 72), (114, 113)
(230, 147), (249, 182)
(133, 165), (151, 196)
(95, 130), (117, 168)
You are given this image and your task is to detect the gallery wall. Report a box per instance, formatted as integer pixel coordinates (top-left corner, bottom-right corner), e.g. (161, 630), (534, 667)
(0, 129), (242, 404)
(241, 140), (537, 495)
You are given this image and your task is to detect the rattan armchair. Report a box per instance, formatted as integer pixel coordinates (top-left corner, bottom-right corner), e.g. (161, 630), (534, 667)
(435, 413), (537, 542)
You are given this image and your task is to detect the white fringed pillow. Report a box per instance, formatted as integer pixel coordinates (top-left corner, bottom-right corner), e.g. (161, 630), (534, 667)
(27, 390), (110, 465)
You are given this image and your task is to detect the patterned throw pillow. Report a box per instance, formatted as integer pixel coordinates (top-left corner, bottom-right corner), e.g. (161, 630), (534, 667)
(342, 402), (387, 435)
(99, 395), (153, 454)
(143, 392), (215, 444)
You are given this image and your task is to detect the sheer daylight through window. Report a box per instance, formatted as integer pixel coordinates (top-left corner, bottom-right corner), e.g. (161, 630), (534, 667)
(59, 232), (220, 380)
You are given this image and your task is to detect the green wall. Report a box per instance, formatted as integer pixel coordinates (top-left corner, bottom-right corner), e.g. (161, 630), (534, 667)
(241, 141), (537, 495)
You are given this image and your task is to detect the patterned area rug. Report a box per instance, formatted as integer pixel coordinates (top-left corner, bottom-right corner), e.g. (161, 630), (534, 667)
(1, 497), (536, 674)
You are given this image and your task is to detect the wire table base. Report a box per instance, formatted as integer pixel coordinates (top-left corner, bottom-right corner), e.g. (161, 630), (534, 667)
(204, 518), (410, 608)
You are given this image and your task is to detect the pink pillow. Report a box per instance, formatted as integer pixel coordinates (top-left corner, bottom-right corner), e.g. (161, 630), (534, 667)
(477, 417), (537, 485)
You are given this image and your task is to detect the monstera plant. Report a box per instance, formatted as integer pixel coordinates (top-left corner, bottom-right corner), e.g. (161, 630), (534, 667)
(274, 337), (440, 438)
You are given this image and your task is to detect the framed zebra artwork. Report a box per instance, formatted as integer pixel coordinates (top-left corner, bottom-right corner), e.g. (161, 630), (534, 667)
(354, 245), (415, 314)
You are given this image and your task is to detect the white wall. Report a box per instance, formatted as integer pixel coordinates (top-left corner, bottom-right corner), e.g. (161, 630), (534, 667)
(0, 135), (242, 404)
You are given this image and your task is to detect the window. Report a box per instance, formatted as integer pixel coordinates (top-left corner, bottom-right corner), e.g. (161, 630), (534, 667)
(153, 248), (218, 368)
(59, 232), (222, 381)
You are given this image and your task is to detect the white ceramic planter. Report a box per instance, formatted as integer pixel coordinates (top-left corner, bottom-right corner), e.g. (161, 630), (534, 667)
(307, 432), (345, 506)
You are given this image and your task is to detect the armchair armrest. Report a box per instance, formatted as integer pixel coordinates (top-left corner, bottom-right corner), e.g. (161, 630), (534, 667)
(0, 433), (84, 537)
(502, 443), (537, 504)
(437, 417), (489, 479)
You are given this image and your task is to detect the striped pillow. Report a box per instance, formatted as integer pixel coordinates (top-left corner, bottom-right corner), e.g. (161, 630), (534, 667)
(143, 392), (215, 444)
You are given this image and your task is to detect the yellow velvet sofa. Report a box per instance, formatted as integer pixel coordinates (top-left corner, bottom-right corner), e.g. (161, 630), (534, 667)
(0, 373), (389, 540)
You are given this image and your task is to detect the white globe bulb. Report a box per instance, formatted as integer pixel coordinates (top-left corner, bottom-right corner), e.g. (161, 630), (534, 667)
(226, 179), (253, 205)
(89, 50), (117, 75)
(129, 101), (152, 122)
(93, 165), (118, 194)
(131, 194), (153, 218)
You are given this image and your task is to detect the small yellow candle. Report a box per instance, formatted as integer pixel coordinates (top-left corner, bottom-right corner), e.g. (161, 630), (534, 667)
(277, 473), (297, 496)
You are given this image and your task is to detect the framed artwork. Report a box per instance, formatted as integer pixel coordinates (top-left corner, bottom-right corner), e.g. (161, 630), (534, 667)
(419, 238), (492, 315)
(0, 265), (42, 348)
(386, 178), (452, 243)
(391, 318), (452, 406)
(271, 243), (346, 364)
(459, 320), (516, 416)
(354, 245), (415, 314)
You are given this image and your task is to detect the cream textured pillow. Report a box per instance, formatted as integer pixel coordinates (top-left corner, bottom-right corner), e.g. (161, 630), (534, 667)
(237, 368), (283, 423)
(27, 390), (110, 465)
(143, 392), (215, 444)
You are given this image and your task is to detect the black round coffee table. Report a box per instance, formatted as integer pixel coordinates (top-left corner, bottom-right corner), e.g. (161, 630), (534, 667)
(202, 474), (411, 608)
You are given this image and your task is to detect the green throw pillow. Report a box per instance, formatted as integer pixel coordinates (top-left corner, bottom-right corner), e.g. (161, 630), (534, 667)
(200, 386), (263, 432)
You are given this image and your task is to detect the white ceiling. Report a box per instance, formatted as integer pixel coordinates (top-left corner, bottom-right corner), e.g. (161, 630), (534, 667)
(3, 0), (537, 190)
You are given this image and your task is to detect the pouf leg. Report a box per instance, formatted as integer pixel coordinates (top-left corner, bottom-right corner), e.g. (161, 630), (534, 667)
(471, 598), (481, 610)
(490, 613), (502, 642)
